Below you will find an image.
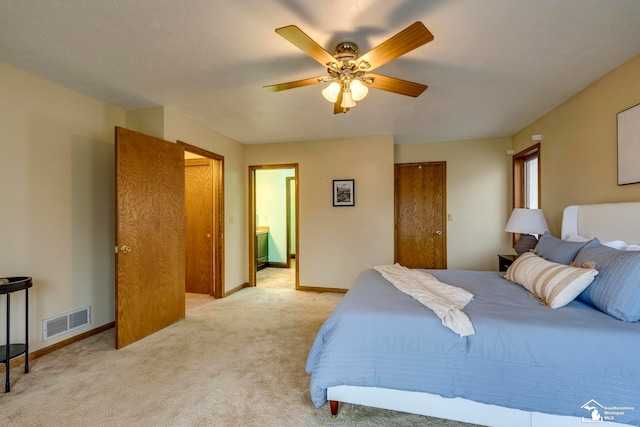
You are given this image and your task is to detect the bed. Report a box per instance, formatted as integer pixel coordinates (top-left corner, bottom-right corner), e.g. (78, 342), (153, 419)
(306, 202), (640, 427)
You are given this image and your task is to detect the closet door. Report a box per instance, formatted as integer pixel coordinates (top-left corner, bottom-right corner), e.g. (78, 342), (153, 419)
(185, 158), (213, 294)
(395, 162), (446, 269)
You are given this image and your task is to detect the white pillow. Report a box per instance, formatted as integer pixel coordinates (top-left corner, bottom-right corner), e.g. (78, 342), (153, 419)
(602, 240), (627, 250)
(503, 252), (599, 308)
(565, 233), (590, 242)
(565, 234), (628, 250)
(623, 244), (640, 251)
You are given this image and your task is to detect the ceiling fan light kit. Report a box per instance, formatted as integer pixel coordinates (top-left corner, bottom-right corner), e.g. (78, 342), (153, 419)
(264, 22), (434, 114)
(322, 79), (367, 107)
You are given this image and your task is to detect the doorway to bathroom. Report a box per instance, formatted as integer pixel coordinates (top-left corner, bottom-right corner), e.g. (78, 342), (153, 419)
(248, 164), (298, 289)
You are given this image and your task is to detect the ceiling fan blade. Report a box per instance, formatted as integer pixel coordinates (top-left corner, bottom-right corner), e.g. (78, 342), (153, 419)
(333, 91), (349, 114)
(275, 25), (337, 67)
(366, 73), (427, 97)
(263, 76), (324, 92)
(358, 22), (434, 72)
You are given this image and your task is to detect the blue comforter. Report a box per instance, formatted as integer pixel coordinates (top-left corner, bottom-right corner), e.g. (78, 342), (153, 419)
(306, 269), (640, 425)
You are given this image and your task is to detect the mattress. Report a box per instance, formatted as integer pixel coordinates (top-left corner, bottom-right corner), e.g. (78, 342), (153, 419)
(306, 268), (640, 424)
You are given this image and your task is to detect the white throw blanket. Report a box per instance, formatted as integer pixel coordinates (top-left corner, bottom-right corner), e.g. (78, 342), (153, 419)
(374, 264), (476, 337)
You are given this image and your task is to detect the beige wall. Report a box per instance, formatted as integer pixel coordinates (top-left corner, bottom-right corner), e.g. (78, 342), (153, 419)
(126, 106), (248, 293)
(246, 135), (394, 289)
(395, 138), (513, 270)
(513, 53), (640, 235)
(0, 62), (126, 351)
(125, 106), (165, 139)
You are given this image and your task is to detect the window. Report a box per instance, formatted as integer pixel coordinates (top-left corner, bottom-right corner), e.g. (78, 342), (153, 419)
(524, 156), (538, 209)
(512, 143), (541, 245)
(513, 143), (540, 210)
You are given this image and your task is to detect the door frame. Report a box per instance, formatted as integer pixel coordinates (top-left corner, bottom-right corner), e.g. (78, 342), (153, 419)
(178, 141), (224, 299)
(248, 164), (299, 288)
(286, 176), (295, 268)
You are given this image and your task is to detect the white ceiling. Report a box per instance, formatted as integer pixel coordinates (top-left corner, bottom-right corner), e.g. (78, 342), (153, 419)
(2, 0), (640, 145)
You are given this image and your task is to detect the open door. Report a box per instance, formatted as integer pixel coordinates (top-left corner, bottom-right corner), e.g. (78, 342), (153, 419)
(115, 127), (186, 349)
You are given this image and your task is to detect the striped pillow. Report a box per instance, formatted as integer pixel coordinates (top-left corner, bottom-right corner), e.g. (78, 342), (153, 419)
(504, 252), (599, 308)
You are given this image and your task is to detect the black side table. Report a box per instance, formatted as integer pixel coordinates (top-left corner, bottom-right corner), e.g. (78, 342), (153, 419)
(1, 276), (32, 392)
(498, 255), (517, 272)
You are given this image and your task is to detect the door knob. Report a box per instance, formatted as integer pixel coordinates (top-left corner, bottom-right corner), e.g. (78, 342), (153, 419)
(120, 245), (132, 253)
(435, 231), (442, 236)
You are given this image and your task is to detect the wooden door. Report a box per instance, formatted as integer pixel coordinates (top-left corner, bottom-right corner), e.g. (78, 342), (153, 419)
(115, 127), (185, 349)
(185, 158), (213, 294)
(395, 162), (447, 269)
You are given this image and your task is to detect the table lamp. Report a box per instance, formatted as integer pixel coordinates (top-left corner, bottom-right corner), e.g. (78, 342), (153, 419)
(504, 208), (548, 256)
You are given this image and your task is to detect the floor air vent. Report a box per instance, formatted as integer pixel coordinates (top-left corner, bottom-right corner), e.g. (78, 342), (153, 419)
(43, 306), (91, 341)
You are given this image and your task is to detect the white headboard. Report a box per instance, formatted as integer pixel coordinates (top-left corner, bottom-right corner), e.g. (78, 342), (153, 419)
(561, 202), (640, 244)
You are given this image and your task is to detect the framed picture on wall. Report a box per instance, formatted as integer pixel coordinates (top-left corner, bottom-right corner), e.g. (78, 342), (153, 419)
(617, 102), (640, 185)
(333, 179), (355, 206)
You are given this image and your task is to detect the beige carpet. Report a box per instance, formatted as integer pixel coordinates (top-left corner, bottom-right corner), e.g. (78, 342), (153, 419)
(256, 260), (296, 289)
(0, 287), (480, 427)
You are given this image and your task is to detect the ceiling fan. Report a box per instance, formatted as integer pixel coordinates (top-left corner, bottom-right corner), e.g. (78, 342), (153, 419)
(264, 22), (434, 114)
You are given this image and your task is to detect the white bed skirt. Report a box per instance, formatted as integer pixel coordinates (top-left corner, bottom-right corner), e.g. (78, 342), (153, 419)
(327, 385), (633, 427)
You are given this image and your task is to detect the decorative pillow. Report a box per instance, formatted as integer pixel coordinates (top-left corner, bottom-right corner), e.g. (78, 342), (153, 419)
(503, 252), (599, 308)
(573, 244), (619, 269)
(574, 245), (640, 322)
(534, 232), (598, 265)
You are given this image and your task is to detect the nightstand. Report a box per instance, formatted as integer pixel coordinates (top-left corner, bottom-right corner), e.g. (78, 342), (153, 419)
(498, 254), (517, 272)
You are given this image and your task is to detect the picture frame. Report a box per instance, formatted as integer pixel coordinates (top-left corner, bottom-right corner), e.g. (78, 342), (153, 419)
(617, 102), (640, 185)
(333, 179), (355, 206)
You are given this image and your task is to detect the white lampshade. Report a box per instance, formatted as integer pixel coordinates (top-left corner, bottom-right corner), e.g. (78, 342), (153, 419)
(504, 208), (548, 235)
(322, 82), (340, 103)
(349, 79), (368, 101)
(341, 90), (356, 108)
